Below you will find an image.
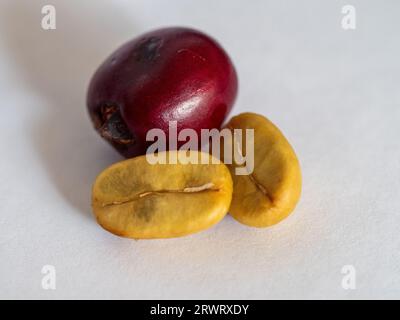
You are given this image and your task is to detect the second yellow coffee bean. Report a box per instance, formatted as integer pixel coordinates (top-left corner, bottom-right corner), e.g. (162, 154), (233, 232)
(224, 112), (302, 227)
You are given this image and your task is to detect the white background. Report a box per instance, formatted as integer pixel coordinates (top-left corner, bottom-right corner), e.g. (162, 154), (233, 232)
(1, 0), (399, 299)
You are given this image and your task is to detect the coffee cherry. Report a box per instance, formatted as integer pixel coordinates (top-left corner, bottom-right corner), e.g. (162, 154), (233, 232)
(87, 27), (238, 157)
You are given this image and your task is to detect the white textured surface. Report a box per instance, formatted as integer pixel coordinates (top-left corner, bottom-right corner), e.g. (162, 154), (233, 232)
(1, 0), (400, 299)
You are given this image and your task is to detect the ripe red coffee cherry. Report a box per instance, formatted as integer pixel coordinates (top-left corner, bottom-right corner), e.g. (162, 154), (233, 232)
(87, 27), (238, 158)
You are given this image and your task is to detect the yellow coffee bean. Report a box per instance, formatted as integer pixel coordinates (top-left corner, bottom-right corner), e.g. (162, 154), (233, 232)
(224, 112), (302, 227)
(92, 150), (233, 239)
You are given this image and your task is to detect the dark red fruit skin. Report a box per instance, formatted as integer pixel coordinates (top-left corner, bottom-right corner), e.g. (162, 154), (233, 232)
(87, 27), (238, 158)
